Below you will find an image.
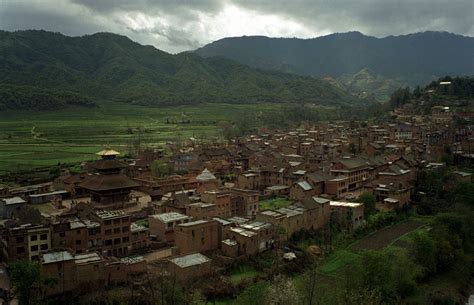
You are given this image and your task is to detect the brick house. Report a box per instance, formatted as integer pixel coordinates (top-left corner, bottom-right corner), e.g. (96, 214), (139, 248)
(294, 196), (331, 230)
(175, 220), (219, 255)
(290, 181), (315, 201)
(148, 212), (190, 243)
(330, 157), (370, 191)
(325, 176), (349, 198)
(257, 207), (305, 240)
(168, 253), (212, 282)
(186, 202), (217, 220)
(1, 206), (51, 262)
(330, 201), (364, 230)
(89, 210), (132, 257)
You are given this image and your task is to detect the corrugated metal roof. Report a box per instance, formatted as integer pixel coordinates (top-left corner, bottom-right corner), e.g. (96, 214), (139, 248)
(42, 251), (74, 264)
(297, 181), (312, 191)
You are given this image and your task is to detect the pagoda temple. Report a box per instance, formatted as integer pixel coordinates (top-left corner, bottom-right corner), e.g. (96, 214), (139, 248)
(79, 149), (139, 208)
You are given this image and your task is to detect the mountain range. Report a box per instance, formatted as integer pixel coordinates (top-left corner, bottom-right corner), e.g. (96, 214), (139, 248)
(195, 31), (474, 100)
(0, 30), (359, 110)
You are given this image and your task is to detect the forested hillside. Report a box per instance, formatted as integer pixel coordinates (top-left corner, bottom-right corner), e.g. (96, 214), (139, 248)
(0, 30), (361, 110)
(195, 31), (474, 100)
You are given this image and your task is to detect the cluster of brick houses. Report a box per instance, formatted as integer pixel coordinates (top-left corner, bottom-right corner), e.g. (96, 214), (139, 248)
(0, 106), (472, 294)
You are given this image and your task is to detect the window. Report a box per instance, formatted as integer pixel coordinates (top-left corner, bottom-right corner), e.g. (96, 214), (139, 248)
(59, 232), (66, 238)
(16, 247), (25, 254)
(113, 228), (120, 234)
(75, 240), (82, 245)
(122, 226), (129, 232)
(30, 235), (37, 242)
(40, 234), (47, 240)
(31, 255), (39, 261)
(16, 236), (24, 243)
(104, 220), (112, 225)
(122, 237), (129, 243)
(30, 245), (38, 252)
(105, 229), (112, 235)
(191, 230), (195, 237)
(76, 230), (81, 235)
(113, 219), (120, 224)
(105, 239), (112, 246)
(40, 244), (48, 250)
(114, 238), (120, 245)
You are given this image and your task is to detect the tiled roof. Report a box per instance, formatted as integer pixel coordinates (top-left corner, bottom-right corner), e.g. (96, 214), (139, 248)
(78, 174), (139, 191)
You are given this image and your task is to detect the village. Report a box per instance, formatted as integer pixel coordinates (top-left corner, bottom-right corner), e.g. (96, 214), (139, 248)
(0, 104), (472, 301)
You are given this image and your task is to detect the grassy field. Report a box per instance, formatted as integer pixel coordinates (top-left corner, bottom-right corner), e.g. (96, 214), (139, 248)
(226, 264), (260, 284)
(259, 197), (293, 210)
(318, 249), (361, 275)
(0, 102), (283, 173)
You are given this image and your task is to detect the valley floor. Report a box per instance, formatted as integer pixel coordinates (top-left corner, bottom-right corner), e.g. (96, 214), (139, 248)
(0, 102), (286, 173)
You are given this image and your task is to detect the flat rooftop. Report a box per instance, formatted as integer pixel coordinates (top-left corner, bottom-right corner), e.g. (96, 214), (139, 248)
(178, 219), (209, 227)
(230, 227), (257, 237)
(95, 210), (126, 220)
(2, 197), (27, 205)
(240, 221), (272, 231)
(75, 252), (103, 265)
(42, 251), (74, 264)
(330, 201), (363, 208)
(149, 212), (189, 223)
(170, 253), (211, 268)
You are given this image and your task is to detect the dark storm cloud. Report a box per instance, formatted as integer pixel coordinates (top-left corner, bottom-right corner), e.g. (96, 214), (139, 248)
(232, 0), (474, 37)
(0, 0), (472, 53)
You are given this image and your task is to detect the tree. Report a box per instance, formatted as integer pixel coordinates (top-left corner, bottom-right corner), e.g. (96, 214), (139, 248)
(357, 251), (395, 302)
(151, 160), (173, 177)
(9, 260), (56, 305)
(265, 275), (300, 305)
(389, 87), (411, 109)
(411, 231), (437, 277)
(359, 192), (376, 217)
(302, 268), (318, 305)
(217, 121), (237, 141)
(234, 282), (268, 305)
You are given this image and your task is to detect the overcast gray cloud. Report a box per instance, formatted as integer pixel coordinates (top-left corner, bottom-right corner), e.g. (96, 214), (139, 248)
(0, 0), (472, 53)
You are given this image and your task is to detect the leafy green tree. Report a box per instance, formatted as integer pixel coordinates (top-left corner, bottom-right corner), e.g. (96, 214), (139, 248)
(389, 87), (411, 109)
(359, 192), (376, 217)
(359, 251), (394, 302)
(217, 121), (238, 141)
(411, 231), (437, 277)
(10, 260), (56, 305)
(151, 160), (173, 177)
(234, 281), (268, 305)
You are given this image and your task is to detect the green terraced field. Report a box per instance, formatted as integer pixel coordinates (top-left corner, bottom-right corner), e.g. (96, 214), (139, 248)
(0, 102), (340, 173)
(0, 102), (283, 172)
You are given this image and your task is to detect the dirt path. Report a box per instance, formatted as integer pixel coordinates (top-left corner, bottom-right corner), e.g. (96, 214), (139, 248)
(350, 220), (426, 251)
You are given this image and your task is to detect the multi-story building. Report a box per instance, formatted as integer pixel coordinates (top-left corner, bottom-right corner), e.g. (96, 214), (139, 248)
(90, 210), (131, 257)
(330, 157), (370, 191)
(148, 212), (190, 242)
(174, 220), (219, 255)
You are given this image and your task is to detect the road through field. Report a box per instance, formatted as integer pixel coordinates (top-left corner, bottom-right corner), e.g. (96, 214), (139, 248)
(349, 220), (426, 251)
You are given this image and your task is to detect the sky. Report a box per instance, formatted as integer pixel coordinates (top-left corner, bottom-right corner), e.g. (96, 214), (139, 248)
(1, 0), (473, 53)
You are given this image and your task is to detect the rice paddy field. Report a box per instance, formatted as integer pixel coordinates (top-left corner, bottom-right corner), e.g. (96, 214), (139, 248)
(0, 102), (282, 173)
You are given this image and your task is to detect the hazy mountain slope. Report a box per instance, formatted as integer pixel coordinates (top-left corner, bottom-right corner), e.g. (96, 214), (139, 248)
(195, 31), (474, 87)
(0, 30), (361, 110)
